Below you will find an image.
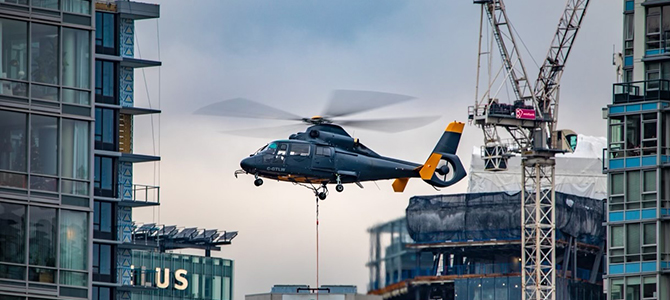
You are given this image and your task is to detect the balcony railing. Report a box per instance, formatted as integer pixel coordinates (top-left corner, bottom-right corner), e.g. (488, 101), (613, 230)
(119, 184), (160, 207)
(613, 79), (670, 104)
(604, 146), (670, 170)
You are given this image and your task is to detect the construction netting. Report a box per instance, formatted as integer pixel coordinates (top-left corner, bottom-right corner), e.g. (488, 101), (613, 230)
(467, 135), (608, 200)
(406, 191), (605, 245)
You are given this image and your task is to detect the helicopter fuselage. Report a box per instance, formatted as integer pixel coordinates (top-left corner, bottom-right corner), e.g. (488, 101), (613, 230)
(240, 140), (422, 185)
(236, 122), (467, 197)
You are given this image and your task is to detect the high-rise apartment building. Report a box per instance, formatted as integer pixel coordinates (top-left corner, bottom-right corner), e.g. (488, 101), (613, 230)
(604, 1), (670, 299)
(0, 0), (96, 299)
(0, 0), (162, 299)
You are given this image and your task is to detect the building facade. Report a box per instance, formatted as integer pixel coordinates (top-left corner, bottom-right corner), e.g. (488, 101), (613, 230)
(0, 0), (96, 299)
(604, 2), (670, 299)
(91, 2), (161, 300)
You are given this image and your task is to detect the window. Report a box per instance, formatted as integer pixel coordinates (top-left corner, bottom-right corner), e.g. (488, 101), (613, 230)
(647, 7), (662, 51)
(93, 286), (112, 300)
(32, 0), (58, 10)
(62, 119), (90, 196)
(610, 117), (624, 158)
(0, 110), (27, 189)
(610, 225), (624, 263)
(95, 107), (117, 151)
(95, 60), (117, 104)
(316, 146), (331, 156)
(62, 28), (90, 89)
(627, 115), (641, 155)
(31, 23), (59, 85)
(63, 0), (91, 14)
(643, 276), (657, 299)
(643, 170), (657, 208)
(30, 115), (58, 192)
(0, 18), (28, 98)
(627, 277), (641, 300)
(643, 223), (657, 261)
(627, 223), (641, 261)
(94, 201), (113, 239)
(93, 243), (113, 282)
(289, 143), (310, 156)
(0, 202), (26, 264)
(94, 156), (116, 198)
(611, 278), (624, 300)
(28, 206), (57, 283)
(95, 12), (116, 55)
(625, 69), (633, 83)
(625, 13), (634, 56)
(60, 210), (87, 270)
(646, 61), (670, 89)
(642, 113), (657, 155)
(627, 171), (641, 209)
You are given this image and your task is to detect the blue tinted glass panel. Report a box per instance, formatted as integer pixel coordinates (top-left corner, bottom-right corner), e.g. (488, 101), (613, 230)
(103, 13), (114, 48)
(101, 157), (112, 190)
(102, 61), (113, 97)
(100, 244), (111, 275)
(100, 202), (111, 233)
(102, 109), (113, 143)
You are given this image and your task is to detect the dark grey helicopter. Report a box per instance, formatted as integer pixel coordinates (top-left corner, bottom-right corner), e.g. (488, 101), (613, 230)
(195, 90), (467, 200)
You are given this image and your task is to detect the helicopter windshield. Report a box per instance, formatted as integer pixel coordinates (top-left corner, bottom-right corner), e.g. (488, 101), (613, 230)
(254, 142), (277, 156)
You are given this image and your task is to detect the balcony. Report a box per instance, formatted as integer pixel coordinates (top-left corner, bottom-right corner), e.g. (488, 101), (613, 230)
(613, 79), (670, 104)
(119, 184), (160, 207)
(116, 0), (159, 20)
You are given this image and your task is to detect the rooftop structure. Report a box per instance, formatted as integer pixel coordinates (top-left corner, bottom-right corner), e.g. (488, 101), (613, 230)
(247, 285), (381, 300)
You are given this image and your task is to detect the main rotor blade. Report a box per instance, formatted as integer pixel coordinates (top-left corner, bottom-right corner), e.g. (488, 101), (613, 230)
(195, 98), (303, 121)
(219, 124), (306, 138)
(321, 90), (415, 118)
(337, 116), (441, 133)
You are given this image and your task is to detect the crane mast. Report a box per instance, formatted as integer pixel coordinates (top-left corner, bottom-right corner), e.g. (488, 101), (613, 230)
(469, 1), (590, 300)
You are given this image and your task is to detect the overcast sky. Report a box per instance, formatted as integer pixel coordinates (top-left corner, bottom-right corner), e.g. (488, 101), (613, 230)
(127, 1), (621, 299)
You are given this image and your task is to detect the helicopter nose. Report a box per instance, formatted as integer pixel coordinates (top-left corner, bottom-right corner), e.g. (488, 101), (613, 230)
(240, 157), (255, 172)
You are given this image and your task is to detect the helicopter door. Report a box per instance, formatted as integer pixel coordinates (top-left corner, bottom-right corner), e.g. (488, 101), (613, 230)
(312, 146), (334, 170)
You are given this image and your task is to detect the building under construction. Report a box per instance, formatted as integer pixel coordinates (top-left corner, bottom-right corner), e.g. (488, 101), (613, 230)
(366, 191), (605, 300)
(366, 140), (607, 300)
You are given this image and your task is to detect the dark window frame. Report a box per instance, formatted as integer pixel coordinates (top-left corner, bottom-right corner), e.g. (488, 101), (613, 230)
(93, 200), (114, 240)
(94, 107), (117, 151)
(95, 60), (118, 105)
(92, 243), (114, 283)
(94, 156), (116, 198)
(95, 12), (117, 55)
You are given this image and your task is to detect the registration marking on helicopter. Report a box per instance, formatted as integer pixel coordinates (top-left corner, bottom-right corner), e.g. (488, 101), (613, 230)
(266, 167), (286, 172)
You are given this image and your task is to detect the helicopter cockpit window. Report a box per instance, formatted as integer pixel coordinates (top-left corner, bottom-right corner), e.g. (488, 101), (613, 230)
(289, 143), (311, 156)
(316, 146), (331, 157)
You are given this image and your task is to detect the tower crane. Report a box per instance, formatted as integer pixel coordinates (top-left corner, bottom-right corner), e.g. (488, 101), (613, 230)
(468, 1), (590, 300)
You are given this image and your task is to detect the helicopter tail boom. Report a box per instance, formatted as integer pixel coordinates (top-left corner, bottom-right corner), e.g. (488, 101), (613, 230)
(419, 121), (467, 188)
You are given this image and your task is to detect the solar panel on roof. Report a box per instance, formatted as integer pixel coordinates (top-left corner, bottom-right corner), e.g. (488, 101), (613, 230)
(136, 223), (156, 232)
(218, 231), (238, 241)
(203, 229), (217, 239)
(156, 225), (177, 236)
(173, 227), (197, 239)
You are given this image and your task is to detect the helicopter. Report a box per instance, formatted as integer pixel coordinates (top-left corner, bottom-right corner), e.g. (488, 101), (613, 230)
(195, 90), (467, 200)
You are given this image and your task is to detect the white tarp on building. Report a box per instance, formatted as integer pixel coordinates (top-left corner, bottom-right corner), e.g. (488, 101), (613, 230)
(467, 135), (608, 200)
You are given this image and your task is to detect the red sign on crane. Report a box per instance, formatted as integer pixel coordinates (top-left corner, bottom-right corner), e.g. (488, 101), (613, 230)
(515, 108), (535, 120)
